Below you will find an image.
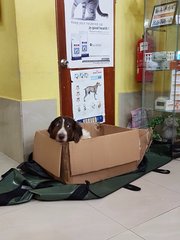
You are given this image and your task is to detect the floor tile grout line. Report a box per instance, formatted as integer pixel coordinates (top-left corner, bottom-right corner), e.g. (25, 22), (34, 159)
(86, 200), (166, 234)
(106, 228), (146, 240)
(86, 201), (129, 231)
(0, 201), (41, 217)
(86, 196), (180, 231)
(128, 229), (146, 240)
(141, 176), (180, 195)
(131, 205), (180, 230)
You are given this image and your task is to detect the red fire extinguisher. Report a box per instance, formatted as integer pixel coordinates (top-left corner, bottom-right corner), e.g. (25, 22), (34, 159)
(136, 33), (155, 82)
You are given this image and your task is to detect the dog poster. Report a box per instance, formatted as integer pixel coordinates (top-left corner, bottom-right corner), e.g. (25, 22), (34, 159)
(70, 68), (105, 122)
(64, 0), (114, 69)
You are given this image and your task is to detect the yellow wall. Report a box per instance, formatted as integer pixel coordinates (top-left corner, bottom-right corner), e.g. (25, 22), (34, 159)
(0, 0), (144, 123)
(14, 0), (59, 104)
(115, 0), (144, 123)
(0, 0), (21, 100)
(0, 0), (59, 105)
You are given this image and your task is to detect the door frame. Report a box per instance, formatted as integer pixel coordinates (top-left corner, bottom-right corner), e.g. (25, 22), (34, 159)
(55, 0), (115, 124)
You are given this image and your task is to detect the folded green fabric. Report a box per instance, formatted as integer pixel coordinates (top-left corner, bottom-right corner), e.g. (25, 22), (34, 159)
(0, 144), (171, 206)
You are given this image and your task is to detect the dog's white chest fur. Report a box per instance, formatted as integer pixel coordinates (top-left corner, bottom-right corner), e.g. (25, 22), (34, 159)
(81, 128), (91, 139)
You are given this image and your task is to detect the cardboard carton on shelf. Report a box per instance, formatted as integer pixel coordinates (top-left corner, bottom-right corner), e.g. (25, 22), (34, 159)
(33, 123), (152, 184)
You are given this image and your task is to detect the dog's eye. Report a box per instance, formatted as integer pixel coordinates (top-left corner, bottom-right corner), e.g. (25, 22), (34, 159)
(56, 122), (60, 127)
(66, 124), (70, 128)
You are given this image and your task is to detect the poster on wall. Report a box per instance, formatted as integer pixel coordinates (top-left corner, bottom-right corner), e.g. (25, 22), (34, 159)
(70, 68), (105, 122)
(64, 0), (114, 69)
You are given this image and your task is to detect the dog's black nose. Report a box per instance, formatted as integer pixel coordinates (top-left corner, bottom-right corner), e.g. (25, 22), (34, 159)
(58, 133), (65, 141)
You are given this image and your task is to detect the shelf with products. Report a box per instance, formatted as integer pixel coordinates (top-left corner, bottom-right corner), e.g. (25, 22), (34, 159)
(142, 0), (180, 153)
(146, 23), (180, 32)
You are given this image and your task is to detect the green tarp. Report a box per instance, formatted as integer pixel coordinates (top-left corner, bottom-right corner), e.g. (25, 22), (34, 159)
(0, 144), (172, 206)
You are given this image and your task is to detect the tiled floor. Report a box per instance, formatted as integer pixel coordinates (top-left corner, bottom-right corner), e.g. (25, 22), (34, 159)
(1, 152), (180, 240)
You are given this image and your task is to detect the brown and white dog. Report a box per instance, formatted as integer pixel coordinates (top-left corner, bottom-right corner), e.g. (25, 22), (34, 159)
(48, 116), (91, 143)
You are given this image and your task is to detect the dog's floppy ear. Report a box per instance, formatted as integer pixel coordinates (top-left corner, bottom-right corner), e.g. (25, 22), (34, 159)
(73, 122), (83, 143)
(47, 122), (52, 134)
(47, 117), (59, 137)
(47, 121), (55, 138)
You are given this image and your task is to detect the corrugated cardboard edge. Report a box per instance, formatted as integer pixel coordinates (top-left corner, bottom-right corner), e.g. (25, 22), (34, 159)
(60, 143), (71, 183)
(138, 128), (152, 165)
(54, 161), (137, 184)
(33, 130), (62, 177)
(33, 126), (152, 184)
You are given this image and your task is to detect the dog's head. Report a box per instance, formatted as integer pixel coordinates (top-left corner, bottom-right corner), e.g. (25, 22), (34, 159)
(48, 116), (83, 143)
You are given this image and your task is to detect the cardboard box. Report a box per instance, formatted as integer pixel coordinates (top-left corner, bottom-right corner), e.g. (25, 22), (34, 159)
(33, 124), (152, 184)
